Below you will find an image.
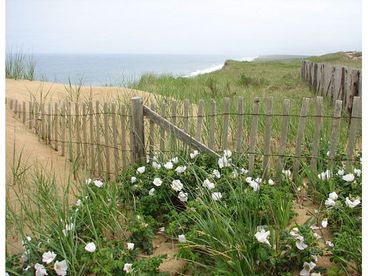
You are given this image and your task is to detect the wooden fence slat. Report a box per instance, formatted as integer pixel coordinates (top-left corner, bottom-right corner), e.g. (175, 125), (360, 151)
(346, 97), (362, 172)
(236, 97), (244, 152)
(89, 102), (95, 174)
(14, 99), (18, 117)
(196, 100), (204, 142)
(208, 99), (216, 149)
(149, 103), (156, 158)
(262, 97), (273, 176)
(131, 97), (145, 163)
(183, 99), (189, 133)
(277, 99), (291, 175)
(82, 103), (88, 165)
(22, 101), (26, 124)
(103, 102), (111, 177)
(171, 100), (178, 151)
(120, 104), (127, 169)
(95, 101), (102, 176)
(54, 103), (58, 151)
(293, 97), (310, 178)
(75, 103), (81, 158)
(41, 103), (46, 141)
(67, 102), (73, 161)
(328, 100), (343, 165)
(28, 101), (33, 129)
(47, 103), (52, 145)
(10, 99), (13, 110)
(61, 103), (66, 157)
(310, 97), (323, 171)
(222, 97), (230, 150)
(159, 103), (166, 154)
(248, 97), (260, 172)
(111, 103), (119, 175)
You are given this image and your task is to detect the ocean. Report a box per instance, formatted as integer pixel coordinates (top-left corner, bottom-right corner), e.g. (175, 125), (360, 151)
(30, 54), (257, 86)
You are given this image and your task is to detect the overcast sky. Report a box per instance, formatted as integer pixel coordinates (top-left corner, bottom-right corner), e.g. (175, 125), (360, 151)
(6, 0), (362, 56)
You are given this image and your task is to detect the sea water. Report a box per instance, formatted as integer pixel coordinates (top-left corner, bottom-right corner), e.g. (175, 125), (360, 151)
(29, 54), (257, 86)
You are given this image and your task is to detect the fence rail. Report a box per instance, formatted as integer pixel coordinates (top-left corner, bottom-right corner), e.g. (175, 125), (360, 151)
(301, 60), (361, 116)
(6, 94), (362, 179)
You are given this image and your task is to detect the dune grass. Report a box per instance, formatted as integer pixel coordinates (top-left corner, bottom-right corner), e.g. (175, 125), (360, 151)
(6, 51), (36, 81)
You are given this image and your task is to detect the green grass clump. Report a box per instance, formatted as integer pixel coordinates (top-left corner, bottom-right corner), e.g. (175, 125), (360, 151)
(6, 51), (36, 80)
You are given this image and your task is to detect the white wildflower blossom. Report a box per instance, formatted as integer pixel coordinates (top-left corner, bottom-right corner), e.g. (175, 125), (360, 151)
(136, 166), (146, 174)
(178, 234), (186, 243)
(164, 161), (174, 170)
(190, 150), (199, 159)
(85, 242), (96, 253)
(158, 227), (165, 233)
(149, 188), (155, 196)
(249, 180), (260, 192)
(35, 263), (48, 276)
(127, 242), (135, 250)
(240, 168), (248, 175)
(337, 169), (345, 176)
(223, 149), (232, 158)
(123, 263), (133, 273)
(353, 168), (361, 177)
(85, 178), (92, 185)
(75, 199), (82, 206)
(313, 232), (321, 240)
(211, 192), (222, 201)
(231, 170), (239, 178)
(54, 260), (68, 276)
(325, 240), (334, 247)
(296, 238), (308, 250)
(153, 177), (163, 187)
(171, 179), (183, 192)
(282, 169), (292, 178)
(268, 179), (275, 186)
(175, 165), (187, 174)
(342, 173), (355, 182)
(321, 218), (328, 228)
(93, 179), (104, 188)
(131, 176), (137, 183)
(42, 251), (56, 264)
(245, 176), (253, 183)
(203, 178), (215, 190)
(325, 198), (336, 207)
(345, 197), (360, 208)
(218, 156), (231, 168)
(290, 228), (300, 238)
(329, 192), (338, 201)
(171, 157), (179, 164)
(152, 161), (161, 169)
(212, 169), (221, 179)
(178, 191), (188, 202)
(255, 229), (271, 246)
(300, 261), (316, 276)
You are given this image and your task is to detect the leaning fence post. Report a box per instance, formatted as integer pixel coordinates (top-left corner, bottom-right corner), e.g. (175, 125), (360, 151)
(131, 97), (145, 163)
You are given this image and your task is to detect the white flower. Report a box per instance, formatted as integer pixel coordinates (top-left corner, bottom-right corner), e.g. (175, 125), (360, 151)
(42, 251), (56, 264)
(223, 149), (232, 158)
(152, 161), (161, 169)
(203, 178), (215, 190)
(255, 177), (262, 184)
(153, 177), (162, 187)
(35, 263), (48, 276)
(211, 192), (222, 201)
(123, 263), (133, 273)
(300, 261), (316, 276)
(146, 155), (150, 163)
(149, 188), (155, 196)
(171, 179), (183, 192)
(310, 273), (321, 276)
(75, 199), (82, 206)
(158, 227), (165, 233)
(290, 227), (300, 238)
(282, 169), (292, 178)
(245, 176), (253, 184)
(354, 168), (361, 177)
(326, 151), (330, 156)
(325, 198), (336, 207)
(268, 179), (275, 186)
(164, 161), (174, 169)
(240, 168), (248, 175)
(190, 150), (199, 159)
(175, 165), (187, 174)
(329, 192), (338, 201)
(23, 265), (31, 271)
(178, 234), (186, 243)
(337, 169), (345, 176)
(127, 242), (135, 250)
(321, 218), (328, 228)
(249, 180), (260, 192)
(255, 229), (271, 246)
(296, 238), (308, 250)
(342, 173), (355, 182)
(171, 157), (179, 164)
(54, 260), (68, 276)
(318, 172), (326, 180)
(212, 169), (221, 179)
(131, 176), (137, 183)
(345, 197), (360, 208)
(178, 191), (188, 202)
(93, 179), (104, 188)
(85, 242), (96, 253)
(325, 240), (334, 247)
(313, 232), (321, 240)
(136, 166), (145, 174)
(218, 156), (231, 168)
(85, 178), (92, 185)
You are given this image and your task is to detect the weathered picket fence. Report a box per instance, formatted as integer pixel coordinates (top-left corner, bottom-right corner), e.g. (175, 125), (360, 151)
(301, 60), (361, 116)
(6, 95), (362, 179)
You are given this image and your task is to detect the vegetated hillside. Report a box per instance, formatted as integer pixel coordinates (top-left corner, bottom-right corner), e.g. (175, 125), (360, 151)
(306, 51), (362, 69)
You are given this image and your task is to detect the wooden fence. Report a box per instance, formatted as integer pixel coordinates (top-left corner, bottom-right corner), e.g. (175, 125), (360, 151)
(301, 60), (361, 116)
(6, 95), (362, 180)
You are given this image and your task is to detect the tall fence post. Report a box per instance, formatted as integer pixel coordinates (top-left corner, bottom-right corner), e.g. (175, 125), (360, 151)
(131, 97), (145, 163)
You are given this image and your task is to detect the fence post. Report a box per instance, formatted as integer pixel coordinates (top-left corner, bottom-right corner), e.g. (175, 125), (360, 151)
(131, 97), (145, 163)
(346, 97), (361, 172)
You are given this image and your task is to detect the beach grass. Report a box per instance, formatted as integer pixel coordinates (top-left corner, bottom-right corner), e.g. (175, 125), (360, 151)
(6, 51), (36, 81)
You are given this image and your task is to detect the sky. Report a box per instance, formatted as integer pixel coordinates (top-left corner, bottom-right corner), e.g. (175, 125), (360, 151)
(6, 0), (362, 56)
